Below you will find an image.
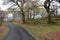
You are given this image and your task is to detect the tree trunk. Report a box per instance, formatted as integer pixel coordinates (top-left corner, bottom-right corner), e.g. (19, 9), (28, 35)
(22, 12), (25, 24)
(21, 2), (25, 24)
(46, 8), (52, 24)
(48, 12), (52, 24)
(44, 0), (52, 24)
(0, 17), (3, 26)
(30, 13), (32, 19)
(33, 14), (35, 19)
(16, 1), (26, 24)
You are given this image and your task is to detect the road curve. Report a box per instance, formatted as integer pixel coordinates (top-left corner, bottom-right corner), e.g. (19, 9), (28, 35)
(4, 22), (35, 40)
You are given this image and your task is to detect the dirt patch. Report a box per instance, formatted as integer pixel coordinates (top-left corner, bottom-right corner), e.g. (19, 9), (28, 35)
(40, 31), (60, 40)
(0, 27), (6, 34)
(14, 20), (22, 23)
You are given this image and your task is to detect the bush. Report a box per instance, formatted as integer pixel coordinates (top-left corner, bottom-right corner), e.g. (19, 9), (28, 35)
(25, 18), (47, 24)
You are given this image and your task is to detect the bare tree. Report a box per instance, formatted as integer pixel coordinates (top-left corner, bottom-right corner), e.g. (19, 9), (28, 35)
(25, 1), (40, 19)
(44, 0), (53, 24)
(10, 0), (26, 23)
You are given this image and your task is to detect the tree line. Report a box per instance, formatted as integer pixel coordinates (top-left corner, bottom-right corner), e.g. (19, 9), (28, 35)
(0, 0), (60, 25)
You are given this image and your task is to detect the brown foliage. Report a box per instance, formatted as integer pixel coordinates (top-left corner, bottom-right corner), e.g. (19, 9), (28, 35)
(40, 31), (60, 40)
(0, 27), (5, 34)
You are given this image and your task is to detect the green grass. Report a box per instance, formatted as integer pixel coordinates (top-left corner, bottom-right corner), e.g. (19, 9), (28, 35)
(12, 16), (60, 40)
(12, 22), (60, 40)
(18, 24), (60, 40)
(0, 22), (9, 40)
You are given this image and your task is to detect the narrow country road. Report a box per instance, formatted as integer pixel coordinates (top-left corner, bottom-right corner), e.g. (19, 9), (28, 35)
(4, 22), (35, 40)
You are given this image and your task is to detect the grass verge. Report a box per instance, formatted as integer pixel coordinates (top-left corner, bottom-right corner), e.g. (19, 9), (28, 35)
(0, 22), (9, 40)
(13, 22), (60, 40)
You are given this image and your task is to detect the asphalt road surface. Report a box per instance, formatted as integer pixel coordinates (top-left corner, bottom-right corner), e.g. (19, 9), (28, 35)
(4, 22), (35, 40)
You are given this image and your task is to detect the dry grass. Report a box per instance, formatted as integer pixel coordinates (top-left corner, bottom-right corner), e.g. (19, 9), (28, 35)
(0, 22), (9, 40)
(13, 22), (60, 40)
(40, 31), (60, 40)
(12, 17), (60, 40)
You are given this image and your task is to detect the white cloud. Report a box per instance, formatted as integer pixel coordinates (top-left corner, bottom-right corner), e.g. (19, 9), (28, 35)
(0, 0), (3, 7)
(0, 0), (15, 11)
(40, 0), (46, 2)
(0, 0), (3, 4)
(1, 2), (15, 10)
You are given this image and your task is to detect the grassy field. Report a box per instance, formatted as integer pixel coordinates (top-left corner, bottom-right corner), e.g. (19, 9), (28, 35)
(0, 22), (9, 40)
(12, 16), (60, 40)
(13, 22), (60, 40)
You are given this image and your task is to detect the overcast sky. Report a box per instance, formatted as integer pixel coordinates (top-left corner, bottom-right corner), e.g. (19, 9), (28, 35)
(0, 0), (60, 11)
(0, 0), (12, 10)
(0, 0), (46, 10)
